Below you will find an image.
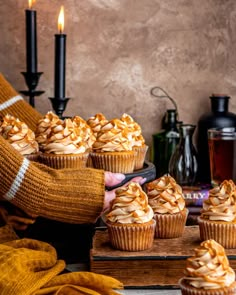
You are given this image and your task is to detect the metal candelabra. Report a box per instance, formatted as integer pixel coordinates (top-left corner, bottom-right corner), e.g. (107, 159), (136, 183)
(48, 96), (70, 119)
(20, 71), (44, 108)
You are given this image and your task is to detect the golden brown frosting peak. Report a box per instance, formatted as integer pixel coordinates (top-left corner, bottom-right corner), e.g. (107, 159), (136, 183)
(120, 113), (145, 147)
(35, 111), (62, 149)
(0, 114), (39, 155)
(201, 180), (236, 222)
(106, 182), (154, 224)
(183, 239), (235, 289)
(86, 113), (108, 137)
(147, 174), (186, 214)
(92, 119), (133, 152)
(72, 116), (96, 150)
(43, 118), (87, 154)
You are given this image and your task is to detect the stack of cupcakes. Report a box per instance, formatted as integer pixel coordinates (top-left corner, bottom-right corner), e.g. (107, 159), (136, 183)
(146, 174), (188, 238)
(105, 182), (155, 251)
(198, 179), (236, 248)
(0, 114), (39, 161)
(179, 239), (236, 295)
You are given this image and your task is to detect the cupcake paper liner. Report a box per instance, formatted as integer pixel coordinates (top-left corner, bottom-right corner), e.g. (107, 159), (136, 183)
(198, 217), (236, 249)
(90, 151), (135, 173)
(39, 152), (89, 169)
(154, 208), (188, 239)
(106, 219), (156, 251)
(133, 145), (148, 170)
(179, 278), (236, 295)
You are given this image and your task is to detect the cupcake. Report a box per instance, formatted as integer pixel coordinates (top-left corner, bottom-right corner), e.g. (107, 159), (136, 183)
(0, 114), (39, 161)
(198, 180), (236, 248)
(90, 118), (135, 173)
(120, 113), (148, 170)
(147, 174), (188, 238)
(179, 239), (236, 295)
(106, 182), (155, 251)
(39, 118), (89, 169)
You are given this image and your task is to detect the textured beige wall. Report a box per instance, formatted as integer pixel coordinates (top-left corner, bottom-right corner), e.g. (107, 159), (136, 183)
(1, 0), (236, 157)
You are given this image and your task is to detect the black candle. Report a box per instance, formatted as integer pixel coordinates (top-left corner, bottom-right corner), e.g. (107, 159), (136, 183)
(25, 0), (37, 73)
(54, 6), (66, 99)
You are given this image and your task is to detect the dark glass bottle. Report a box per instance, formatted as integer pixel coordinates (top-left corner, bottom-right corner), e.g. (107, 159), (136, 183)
(151, 109), (180, 178)
(197, 94), (236, 183)
(169, 124), (198, 186)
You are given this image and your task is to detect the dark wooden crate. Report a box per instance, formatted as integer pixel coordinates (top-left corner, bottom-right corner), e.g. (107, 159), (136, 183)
(90, 225), (236, 287)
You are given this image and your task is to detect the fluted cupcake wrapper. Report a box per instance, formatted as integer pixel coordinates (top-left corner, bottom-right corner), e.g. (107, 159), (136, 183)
(198, 217), (236, 248)
(90, 151), (135, 173)
(133, 145), (148, 170)
(179, 279), (236, 295)
(154, 209), (188, 239)
(86, 153), (94, 168)
(106, 220), (156, 251)
(39, 152), (89, 169)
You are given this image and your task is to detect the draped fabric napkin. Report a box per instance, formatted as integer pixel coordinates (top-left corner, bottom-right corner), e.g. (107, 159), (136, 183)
(0, 225), (123, 295)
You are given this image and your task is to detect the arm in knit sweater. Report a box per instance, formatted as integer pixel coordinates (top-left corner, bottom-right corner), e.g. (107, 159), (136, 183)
(0, 73), (105, 224)
(0, 137), (105, 223)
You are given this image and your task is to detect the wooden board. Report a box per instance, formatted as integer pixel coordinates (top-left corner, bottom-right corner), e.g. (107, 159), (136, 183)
(90, 226), (236, 287)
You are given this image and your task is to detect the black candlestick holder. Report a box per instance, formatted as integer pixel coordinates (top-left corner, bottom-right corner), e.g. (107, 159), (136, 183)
(48, 97), (70, 119)
(20, 72), (44, 108)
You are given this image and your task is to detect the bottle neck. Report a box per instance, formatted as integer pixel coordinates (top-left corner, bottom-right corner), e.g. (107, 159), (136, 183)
(164, 109), (178, 130)
(210, 96), (229, 113)
(179, 124), (195, 142)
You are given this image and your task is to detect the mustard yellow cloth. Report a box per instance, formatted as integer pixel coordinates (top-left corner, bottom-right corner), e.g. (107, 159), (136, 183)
(0, 225), (123, 295)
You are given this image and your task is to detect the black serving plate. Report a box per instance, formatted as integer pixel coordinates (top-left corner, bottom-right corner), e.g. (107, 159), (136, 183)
(105, 161), (156, 191)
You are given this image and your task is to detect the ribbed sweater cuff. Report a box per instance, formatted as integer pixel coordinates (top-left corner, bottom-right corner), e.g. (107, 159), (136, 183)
(0, 73), (43, 131)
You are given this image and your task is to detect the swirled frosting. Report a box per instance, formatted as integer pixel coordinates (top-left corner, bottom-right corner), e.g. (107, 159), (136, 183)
(147, 175), (186, 214)
(201, 180), (236, 222)
(120, 113), (145, 147)
(0, 114), (39, 155)
(72, 115), (96, 150)
(86, 113), (108, 137)
(106, 182), (154, 224)
(183, 239), (235, 289)
(35, 111), (62, 149)
(43, 118), (87, 154)
(92, 119), (133, 152)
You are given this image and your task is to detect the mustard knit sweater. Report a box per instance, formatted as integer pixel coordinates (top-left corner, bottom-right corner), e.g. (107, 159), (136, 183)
(0, 73), (105, 224)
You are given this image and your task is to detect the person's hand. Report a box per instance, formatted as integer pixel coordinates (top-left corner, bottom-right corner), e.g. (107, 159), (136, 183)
(103, 176), (146, 213)
(104, 171), (126, 187)
(0, 203), (37, 231)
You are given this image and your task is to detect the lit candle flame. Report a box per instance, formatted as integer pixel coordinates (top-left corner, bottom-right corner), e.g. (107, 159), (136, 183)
(28, 0), (36, 9)
(58, 6), (64, 34)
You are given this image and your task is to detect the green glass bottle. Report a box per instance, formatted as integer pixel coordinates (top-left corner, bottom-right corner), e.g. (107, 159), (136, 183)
(151, 109), (180, 178)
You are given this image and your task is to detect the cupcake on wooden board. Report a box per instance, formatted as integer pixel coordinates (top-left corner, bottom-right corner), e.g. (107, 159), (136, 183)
(120, 113), (148, 170)
(106, 182), (155, 251)
(147, 174), (188, 238)
(179, 239), (236, 295)
(91, 118), (135, 173)
(0, 114), (39, 161)
(39, 118), (89, 169)
(198, 180), (236, 248)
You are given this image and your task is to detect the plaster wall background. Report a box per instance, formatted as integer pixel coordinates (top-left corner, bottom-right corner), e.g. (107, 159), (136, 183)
(1, 0), (236, 157)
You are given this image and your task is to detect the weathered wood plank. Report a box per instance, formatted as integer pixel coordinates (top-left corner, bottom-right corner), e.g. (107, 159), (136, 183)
(90, 226), (236, 287)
